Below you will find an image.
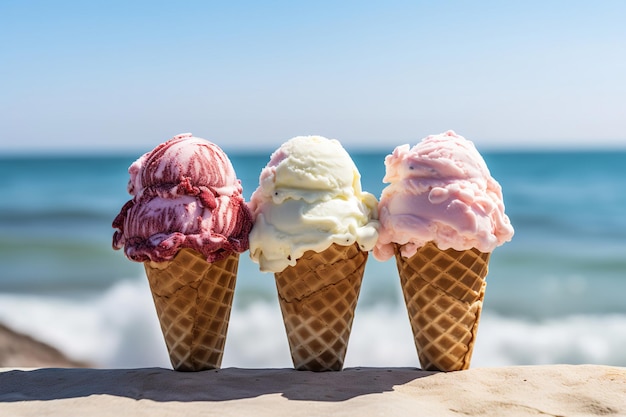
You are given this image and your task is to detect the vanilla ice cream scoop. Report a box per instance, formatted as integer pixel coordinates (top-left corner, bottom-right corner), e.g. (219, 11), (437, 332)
(248, 136), (379, 272)
(373, 130), (514, 261)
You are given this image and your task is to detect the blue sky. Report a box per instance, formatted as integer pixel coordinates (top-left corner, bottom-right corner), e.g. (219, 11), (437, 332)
(1, 0), (625, 153)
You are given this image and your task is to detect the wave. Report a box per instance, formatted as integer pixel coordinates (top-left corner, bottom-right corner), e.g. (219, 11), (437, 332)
(1, 279), (625, 369)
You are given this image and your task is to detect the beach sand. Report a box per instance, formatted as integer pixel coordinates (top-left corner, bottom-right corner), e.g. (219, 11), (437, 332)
(0, 323), (88, 368)
(1, 323), (625, 416)
(1, 365), (625, 416)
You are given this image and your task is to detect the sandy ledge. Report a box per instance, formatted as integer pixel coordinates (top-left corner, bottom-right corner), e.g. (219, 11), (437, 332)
(1, 365), (625, 416)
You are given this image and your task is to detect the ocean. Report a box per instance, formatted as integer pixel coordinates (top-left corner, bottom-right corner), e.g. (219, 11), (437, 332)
(1, 149), (625, 369)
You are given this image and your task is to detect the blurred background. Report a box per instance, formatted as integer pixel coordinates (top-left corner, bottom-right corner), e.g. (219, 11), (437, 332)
(1, 0), (625, 368)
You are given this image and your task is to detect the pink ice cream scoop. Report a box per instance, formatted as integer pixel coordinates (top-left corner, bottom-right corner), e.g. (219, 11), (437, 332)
(373, 130), (514, 261)
(112, 133), (253, 263)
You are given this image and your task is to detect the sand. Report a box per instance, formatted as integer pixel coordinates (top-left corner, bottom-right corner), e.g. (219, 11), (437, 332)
(1, 365), (625, 416)
(1, 322), (625, 416)
(0, 323), (88, 368)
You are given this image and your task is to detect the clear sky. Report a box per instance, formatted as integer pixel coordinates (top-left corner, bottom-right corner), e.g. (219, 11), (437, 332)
(2, 0), (625, 153)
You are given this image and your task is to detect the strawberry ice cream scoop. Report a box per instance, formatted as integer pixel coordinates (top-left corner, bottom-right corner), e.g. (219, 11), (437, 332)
(373, 130), (514, 261)
(112, 133), (253, 263)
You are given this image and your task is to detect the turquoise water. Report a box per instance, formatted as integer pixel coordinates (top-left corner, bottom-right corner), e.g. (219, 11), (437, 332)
(1, 150), (625, 368)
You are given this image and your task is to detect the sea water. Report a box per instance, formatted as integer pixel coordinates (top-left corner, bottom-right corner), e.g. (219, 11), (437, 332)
(1, 149), (625, 368)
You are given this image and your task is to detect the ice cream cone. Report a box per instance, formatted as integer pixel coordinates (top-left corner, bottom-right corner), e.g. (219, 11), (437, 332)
(144, 248), (238, 371)
(394, 241), (490, 372)
(274, 243), (368, 371)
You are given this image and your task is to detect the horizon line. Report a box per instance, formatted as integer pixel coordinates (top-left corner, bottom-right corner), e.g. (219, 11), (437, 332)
(2, 142), (626, 157)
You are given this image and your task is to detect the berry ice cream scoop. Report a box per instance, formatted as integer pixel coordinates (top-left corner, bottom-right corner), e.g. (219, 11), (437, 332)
(113, 133), (252, 263)
(112, 133), (253, 371)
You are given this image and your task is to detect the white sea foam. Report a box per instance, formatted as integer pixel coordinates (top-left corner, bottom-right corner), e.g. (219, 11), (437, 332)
(1, 279), (626, 369)
(0, 280), (169, 368)
(472, 313), (626, 367)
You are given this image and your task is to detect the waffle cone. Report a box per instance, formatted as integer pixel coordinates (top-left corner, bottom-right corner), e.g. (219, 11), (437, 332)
(394, 241), (490, 371)
(275, 243), (368, 371)
(144, 248), (238, 371)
